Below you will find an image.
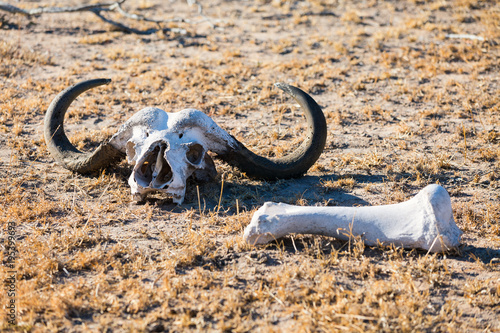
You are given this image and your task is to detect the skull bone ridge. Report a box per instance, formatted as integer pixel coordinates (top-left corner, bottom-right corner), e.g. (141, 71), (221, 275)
(110, 107), (231, 204)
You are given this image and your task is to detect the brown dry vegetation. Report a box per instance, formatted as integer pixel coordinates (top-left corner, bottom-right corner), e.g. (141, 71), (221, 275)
(0, 0), (499, 332)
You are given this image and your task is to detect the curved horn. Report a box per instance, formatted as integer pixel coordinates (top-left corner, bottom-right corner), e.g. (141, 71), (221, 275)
(44, 78), (124, 173)
(218, 83), (327, 179)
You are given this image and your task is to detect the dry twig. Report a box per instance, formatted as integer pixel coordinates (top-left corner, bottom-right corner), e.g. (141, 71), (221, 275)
(0, 0), (218, 35)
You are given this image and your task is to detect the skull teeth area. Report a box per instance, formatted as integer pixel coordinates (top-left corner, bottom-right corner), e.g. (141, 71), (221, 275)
(136, 143), (173, 189)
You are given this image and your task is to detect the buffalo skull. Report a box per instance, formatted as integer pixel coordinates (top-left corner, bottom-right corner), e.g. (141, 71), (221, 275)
(44, 79), (327, 203)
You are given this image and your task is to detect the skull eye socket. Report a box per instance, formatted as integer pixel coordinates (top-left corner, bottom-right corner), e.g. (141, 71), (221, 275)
(186, 144), (204, 165)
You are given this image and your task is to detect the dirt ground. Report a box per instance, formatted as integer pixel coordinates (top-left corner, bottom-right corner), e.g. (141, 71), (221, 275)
(0, 0), (499, 331)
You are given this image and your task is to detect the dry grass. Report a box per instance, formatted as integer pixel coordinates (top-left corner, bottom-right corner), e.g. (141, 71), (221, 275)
(1, 0), (499, 331)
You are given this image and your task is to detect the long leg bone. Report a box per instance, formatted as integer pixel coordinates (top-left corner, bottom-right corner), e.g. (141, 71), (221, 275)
(244, 184), (462, 253)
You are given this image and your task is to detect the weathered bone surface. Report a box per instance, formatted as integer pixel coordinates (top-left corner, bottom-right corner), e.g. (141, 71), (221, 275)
(244, 184), (462, 253)
(44, 79), (327, 204)
(108, 107), (238, 203)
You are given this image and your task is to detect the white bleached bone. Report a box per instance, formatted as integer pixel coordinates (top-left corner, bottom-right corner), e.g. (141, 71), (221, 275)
(108, 107), (236, 203)
(244, 184), (462, 253)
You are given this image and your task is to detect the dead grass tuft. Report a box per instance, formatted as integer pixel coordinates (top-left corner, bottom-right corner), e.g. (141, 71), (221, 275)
(0, 0), (499, 331)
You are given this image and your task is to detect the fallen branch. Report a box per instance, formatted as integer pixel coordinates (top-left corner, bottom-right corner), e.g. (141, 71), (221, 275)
(90, 8), (160, 35)
(0, 1), (125, 16)
(0, 0), (218, 35)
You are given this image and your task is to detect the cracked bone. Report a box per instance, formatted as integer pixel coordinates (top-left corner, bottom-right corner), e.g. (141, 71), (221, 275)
(244, 184), (462, 253)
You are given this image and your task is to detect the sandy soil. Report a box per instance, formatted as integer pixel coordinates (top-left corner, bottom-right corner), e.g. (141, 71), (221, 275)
(0, 0), (499, 331)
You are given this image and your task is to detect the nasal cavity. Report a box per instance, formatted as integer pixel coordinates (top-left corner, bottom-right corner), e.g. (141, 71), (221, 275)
(153, 153), (173, 187)
(136, 144), (173, 187)
(136, 146), (160, 186)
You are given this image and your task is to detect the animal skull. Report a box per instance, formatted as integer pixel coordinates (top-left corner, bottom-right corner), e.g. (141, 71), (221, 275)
(244, 184), (462, 253)
(109, 107), (237, 203)
(44, 79), (327, 203)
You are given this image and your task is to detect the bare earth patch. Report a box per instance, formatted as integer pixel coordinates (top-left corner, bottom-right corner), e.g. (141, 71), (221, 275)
(0, 0), (499, 331)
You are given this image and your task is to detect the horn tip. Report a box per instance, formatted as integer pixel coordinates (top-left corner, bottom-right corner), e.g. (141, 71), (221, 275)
(274, 82), (288, 90)
(274, 82), (294, 94)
